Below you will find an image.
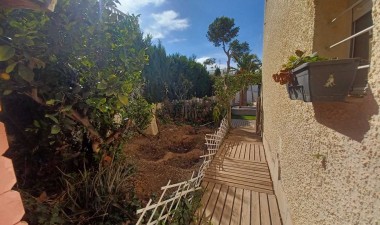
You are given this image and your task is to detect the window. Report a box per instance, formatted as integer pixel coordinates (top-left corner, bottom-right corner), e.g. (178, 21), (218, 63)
(350, 0), (373, 96)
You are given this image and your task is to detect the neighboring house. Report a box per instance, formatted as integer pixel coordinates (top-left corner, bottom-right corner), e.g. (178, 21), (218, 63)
(262, 0), (379, 225)
(233, 85), (260, 105)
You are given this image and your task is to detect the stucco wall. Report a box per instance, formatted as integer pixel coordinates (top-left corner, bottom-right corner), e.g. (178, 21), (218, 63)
(262, 0), (380, 225)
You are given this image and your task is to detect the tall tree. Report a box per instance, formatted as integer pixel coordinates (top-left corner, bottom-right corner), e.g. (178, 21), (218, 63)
(142, 46), (212, 102)
(206, 16), (239, 74)
(0, 0), (152, 153)
(234, 52), (262, 106)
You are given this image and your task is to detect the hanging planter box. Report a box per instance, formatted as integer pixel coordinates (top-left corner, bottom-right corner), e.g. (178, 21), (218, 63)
(286, 58), (360, 102)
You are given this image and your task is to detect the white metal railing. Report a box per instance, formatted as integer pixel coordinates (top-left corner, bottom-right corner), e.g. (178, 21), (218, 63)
(135, 117), (229, 225)
(330, 0), (365, 23)
(329, 25), (374, 49)
(328, 0), (372, 71)
(358, 65), (370, 70)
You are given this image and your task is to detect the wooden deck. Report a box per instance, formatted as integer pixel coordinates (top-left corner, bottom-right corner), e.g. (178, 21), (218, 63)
(194, 120), (282, 225)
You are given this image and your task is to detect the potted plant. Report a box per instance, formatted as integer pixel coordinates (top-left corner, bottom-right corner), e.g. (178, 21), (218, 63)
(272, 50), (360, 102)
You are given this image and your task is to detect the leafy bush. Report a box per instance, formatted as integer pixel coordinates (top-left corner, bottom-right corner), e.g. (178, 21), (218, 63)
(0, 0), (151, 154)
(21, 191), (66, 225)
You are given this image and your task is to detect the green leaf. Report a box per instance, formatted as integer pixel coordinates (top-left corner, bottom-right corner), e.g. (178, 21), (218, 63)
(33, 120), (41, 128)
(61, 105), (72, 112)
(3, 90), (13, 95)
(6, 62), (18, 73)
(99, 98), (107, 104)
(97, 82), (107, 90)
(51, 125), (61, 134)
(45, 114), (59, 124)
(0, 45), (15, 61)
(118, 94), (129, 105)
(18, 64), (34, 82)
(46, 99), (56, 105)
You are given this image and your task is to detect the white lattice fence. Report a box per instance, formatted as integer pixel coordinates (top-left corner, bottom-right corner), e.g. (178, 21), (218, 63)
(136, 117), (229, 225)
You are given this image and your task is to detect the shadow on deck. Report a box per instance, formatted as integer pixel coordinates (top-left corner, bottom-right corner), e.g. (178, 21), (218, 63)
(194, 119), (282, 225)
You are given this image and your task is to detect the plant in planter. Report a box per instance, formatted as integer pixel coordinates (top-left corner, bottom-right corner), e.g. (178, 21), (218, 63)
(272, 50), (360, 102)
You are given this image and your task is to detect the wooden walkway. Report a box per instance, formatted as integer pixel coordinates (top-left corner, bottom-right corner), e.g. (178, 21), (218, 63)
(194, 120), (282, 225)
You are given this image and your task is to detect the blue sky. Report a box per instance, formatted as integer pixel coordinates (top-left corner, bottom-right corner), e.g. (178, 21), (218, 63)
(117, 0), (264, 70)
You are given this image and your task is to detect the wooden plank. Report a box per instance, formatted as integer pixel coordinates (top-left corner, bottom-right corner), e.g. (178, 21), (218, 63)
(230, 188), (243, 225)
(210, 160), (270, 172)
(204, 172), (273, 187)
(248, 144), (252, 161)
(255, 145), (260, 162)
(205, 170), (272, 183)
(211, 157), (269, 168)
(212, 158), (269, 168)
(194, 182), (213, 223)
(206, 167), (271, 180)
(212, 159), (268, 169)
(237, 143), (243, 160)
(249, 144), (258, 162)
(268, 194), (282, 225)
(210, 163), (269, 174)
(0, 191), (25, 225)
(233, 143), (242, 159)
(211, 185), (228, 224)
(227, 143), (238, 158)
(260, 145), (266, 163)
(240, 189), (251, 225)
(212, 157), (269, 168)
(207, 166), (271, 178)
(0, 156), (16, 195)
(260, 193), (271, 225)
(240, 143), (246, 160)
(225, 142), (235, 158)
(203, 175), (273, 192)
(220, 187), (235, 225)
(251, 191), (260, 225)
(243, 143), (249, 160)
(202, 183), (222, 223)
(203, 177), (274, 194)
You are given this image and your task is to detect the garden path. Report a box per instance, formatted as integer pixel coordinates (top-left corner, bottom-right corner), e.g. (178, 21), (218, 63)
(194, 119), (282, 225)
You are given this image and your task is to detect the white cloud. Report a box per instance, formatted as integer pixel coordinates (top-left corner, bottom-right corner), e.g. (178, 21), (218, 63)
(196, 56), (227, 72)
(167, 38), (187, 43)
(145, 10), (189, 39)
(117, 0), (165, 14)
(195, 57), (210, 64)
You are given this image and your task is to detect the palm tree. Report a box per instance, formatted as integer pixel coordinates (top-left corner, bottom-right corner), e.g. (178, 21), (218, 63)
(233, 53), (261, 107)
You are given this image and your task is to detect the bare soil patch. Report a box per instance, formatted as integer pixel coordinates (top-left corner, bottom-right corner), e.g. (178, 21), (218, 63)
(124, 123), (214, 202)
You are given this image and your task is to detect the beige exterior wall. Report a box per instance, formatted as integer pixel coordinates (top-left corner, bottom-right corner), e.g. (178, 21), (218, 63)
(262, 0), (380, 225)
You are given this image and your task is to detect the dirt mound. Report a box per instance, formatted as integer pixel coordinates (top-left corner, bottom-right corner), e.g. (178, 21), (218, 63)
(124, 123), (214, 201)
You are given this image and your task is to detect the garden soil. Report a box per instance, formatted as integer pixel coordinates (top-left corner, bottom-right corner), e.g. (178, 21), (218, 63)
(124, 122), (214, 204)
